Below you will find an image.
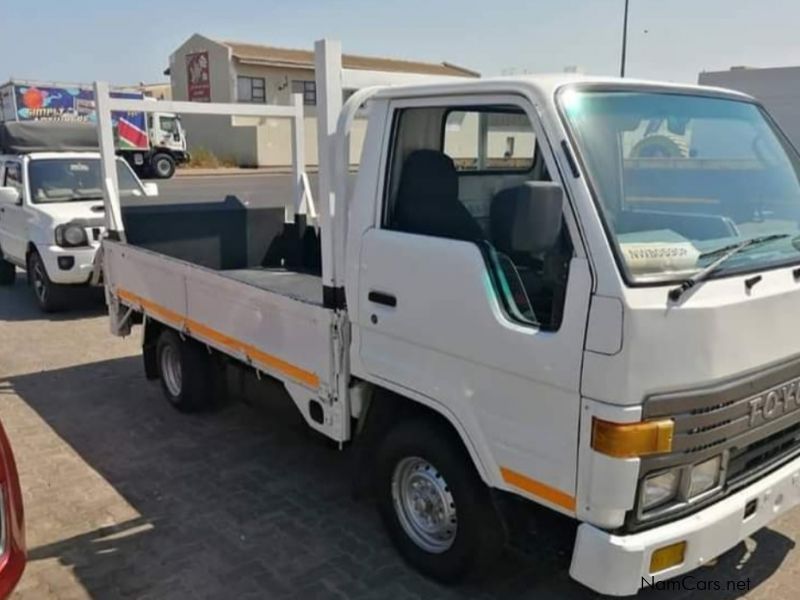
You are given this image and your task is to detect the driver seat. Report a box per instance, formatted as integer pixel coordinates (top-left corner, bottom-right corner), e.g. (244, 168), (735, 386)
(392, 150), (484, 242)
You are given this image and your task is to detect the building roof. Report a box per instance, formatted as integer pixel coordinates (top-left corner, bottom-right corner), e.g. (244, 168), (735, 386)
(220, 40), (480, 78)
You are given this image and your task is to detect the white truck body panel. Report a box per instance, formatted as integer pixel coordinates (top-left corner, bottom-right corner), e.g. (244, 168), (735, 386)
(103, 241), (342, 438)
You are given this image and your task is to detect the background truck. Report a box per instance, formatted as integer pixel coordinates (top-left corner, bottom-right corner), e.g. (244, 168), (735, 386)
(97, 40), (800, 595)
(0, 80), (189, 178)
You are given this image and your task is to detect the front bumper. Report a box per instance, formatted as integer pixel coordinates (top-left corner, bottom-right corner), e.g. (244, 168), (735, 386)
(570, 453), (800, 596)
(37, 244), (98, 285)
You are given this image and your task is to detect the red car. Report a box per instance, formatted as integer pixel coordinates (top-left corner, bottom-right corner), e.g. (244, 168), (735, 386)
(0, 421), (24, 599)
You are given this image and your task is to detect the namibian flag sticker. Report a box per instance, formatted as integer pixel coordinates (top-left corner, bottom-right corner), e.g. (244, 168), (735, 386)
(117, 117), (149, 149)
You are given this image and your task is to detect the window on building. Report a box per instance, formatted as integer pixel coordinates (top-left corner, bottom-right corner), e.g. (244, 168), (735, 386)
(237, 76), (266, 103)
(291, 80), (317, 106)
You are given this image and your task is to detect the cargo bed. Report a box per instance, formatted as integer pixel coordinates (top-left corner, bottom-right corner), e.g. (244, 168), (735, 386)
(104, 240), (337, 403)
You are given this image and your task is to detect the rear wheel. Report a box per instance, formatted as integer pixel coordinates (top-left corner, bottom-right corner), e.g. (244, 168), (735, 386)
(28, 251), (66, 312)
(156, 329), (218, 412)
(0, 256), (15, 286)
(151, 153), (176, 179)
(375, 418), (505, 582)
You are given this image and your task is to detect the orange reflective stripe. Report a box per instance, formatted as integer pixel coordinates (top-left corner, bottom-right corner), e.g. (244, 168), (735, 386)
(118, 288), (184, 327)
(500, 467), (576, 512)
(116, 287), (320, 389)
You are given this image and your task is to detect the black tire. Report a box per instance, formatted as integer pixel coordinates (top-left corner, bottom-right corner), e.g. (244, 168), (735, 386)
(0, 256), (15, 286)
(375, 418), (506, 582)
(28, 251), (66, 312)
(151, 153), (176, 179)
(155, 329), (218, 412)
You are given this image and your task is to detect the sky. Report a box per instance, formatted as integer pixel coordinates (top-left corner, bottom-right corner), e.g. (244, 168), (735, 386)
(2, 0), (800, 86)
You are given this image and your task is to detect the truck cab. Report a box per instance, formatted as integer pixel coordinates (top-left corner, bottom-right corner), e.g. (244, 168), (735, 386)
(143, 109), (189, 179)
(342, 76), (800, 594)
(0, 128), (157, 311)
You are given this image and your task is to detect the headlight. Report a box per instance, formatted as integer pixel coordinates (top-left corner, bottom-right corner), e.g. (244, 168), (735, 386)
(688, 455), (723, 498)
(642, 469), (680, 510)
(55, 224), (88, 247)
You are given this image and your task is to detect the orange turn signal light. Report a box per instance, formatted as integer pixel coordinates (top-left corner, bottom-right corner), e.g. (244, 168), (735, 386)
(650, 541), (686, 573)
(591, 418), (674, 458)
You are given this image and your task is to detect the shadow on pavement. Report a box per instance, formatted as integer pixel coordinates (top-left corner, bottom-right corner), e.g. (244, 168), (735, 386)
(0, 271), (105, 322)
(4, 356), (796, 599)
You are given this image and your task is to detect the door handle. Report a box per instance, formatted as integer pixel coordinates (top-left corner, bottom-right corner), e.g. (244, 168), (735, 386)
(368, 291), (397, 307)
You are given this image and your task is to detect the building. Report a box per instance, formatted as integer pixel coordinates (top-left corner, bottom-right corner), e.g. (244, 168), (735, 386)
(167, 34), (480, 167)
(699, 66), (800, 148)
(136, 82), (171, 100)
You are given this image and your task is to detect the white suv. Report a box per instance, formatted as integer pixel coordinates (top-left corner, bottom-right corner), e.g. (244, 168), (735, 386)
(0, 152), (156, 311)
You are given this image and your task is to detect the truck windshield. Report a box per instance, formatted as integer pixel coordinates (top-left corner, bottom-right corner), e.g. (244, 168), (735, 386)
(28, 158), (144, 203)
(560, 89), (800, 283)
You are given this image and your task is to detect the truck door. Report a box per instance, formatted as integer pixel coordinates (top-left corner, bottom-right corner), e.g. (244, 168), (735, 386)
(353, 95), (593, 512)
(0, 161), (27, 263)
(152, 113), (183, 151)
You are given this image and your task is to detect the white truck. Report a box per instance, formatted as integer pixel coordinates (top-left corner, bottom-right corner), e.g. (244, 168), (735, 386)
(0, 80), (189, 179)
(0, 121), (158, 311)
(97, 40), (800, 595)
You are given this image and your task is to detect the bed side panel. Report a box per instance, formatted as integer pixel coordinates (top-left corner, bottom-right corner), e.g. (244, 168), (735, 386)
(184, 272), (335, 394)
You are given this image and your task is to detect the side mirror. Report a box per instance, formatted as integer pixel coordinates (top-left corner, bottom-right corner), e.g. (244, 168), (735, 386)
(142, 182), (159, 197)
(490, 182), (564, 255)
(0, 187), (21, 206)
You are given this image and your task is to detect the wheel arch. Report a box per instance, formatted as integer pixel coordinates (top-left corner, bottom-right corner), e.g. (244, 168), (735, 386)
(25, 241), (38, 266)
(142, 317), (165, 380)
(352, 384), (495, 496)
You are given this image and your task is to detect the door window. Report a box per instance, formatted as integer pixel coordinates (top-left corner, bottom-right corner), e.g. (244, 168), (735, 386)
(443, 109), (536, 172)
(4, 162), (22, 200)
(159, 115), (177, 133)
(384, 103), (572, 330)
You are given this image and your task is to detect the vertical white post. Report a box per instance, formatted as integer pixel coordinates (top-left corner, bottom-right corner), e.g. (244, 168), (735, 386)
(94, 81), (126, 241)
(289, 93), (305, 223)
(477, 112), (489, 171)
(314, 39), (343, 308)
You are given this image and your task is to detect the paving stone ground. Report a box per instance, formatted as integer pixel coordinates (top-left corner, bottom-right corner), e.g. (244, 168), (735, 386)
(2, 275), (799, 599)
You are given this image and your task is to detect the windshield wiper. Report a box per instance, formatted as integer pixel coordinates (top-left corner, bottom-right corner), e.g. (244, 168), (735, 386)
(668, 233), (790, 302)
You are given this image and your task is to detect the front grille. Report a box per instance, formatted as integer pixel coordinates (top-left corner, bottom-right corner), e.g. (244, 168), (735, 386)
(727, 421), (800, 488)
(627, 355), (800, 531)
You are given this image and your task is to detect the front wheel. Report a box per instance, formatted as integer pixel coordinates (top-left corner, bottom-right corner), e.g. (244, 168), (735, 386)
(28, 251), (66, 312)
(375, 419), (506, 582)
(151, 153), (176, 179)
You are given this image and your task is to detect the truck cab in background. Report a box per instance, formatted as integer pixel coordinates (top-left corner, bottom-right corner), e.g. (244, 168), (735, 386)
(0, 80), (190, 180)
(128, 103), (189, 179)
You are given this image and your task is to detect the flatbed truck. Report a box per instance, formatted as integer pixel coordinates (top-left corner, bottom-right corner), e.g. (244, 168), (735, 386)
(96, 40), (800, 595)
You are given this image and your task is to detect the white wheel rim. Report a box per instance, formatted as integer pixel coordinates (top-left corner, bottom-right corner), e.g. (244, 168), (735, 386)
(157, 159), (171, 176)
(391, 456), (457, 553)
(161, 345), (182, 397)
